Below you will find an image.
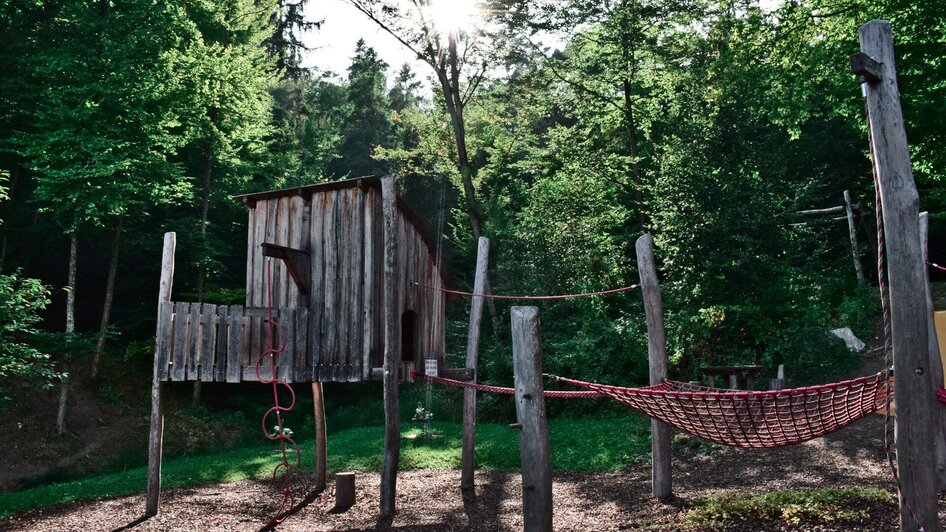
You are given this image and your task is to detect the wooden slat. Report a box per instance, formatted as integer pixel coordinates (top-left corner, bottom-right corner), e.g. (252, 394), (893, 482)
(227, 305), (244, 383)
(288, 195), (305, 306)
(215, 306), (229, 382)
(250, 200), (268, 366)
(350, 186), (364, 381)
(187, 303), (201, 380)
(373, 190), (383, 369)
(280, 308), (296, 383)
(277, 195), (291, 307)
(294, 307), (309, 381)
(156, 301), (174, 381)
(245, 206), (256, 318)
(244, 307), (283, 318)
(337, 188), (351, 381)
(362, 187), (375, 379)
(171, 302), (189, 381)
(310, 193), (325, 382)
(200, 304), (217, 382)
(323, 190), (339, 381)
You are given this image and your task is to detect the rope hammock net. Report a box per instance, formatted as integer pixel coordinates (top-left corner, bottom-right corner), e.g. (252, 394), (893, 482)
(420, 371), (891, 449)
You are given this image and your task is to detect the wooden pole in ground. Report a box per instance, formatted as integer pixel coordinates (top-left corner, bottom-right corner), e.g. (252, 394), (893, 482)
(844, 190), (865, 284)
(510, 306), (552, 532)
(379, 175), (400, 517)
(635, 233), (671, 501)
(919, 212), (946, 490)
(312, 381), (327, 491)
(857, 20), (938, 531)
(146, 232), (175, 517)
(461, 236), (489, 490)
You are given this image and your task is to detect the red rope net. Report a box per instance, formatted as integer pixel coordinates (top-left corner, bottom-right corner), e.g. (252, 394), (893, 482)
(422, 372), (891, 449)
(554, 373), (890, 448)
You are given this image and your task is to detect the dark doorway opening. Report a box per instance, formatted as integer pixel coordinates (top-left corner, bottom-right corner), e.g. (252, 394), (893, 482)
(401, 310), (418, 362)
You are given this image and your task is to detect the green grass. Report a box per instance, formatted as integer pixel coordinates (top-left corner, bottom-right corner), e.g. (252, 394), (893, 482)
(0, 415), (651, 518)
(669, 487), (893, 530)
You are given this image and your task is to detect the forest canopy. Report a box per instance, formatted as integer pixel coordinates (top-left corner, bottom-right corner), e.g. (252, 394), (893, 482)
(0, 0), (943, 417)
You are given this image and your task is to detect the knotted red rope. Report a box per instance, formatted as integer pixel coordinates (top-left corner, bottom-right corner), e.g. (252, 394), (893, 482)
(259, 259), (301, 524)
(413, 282), (639, 300)
(415, 372), (601, 399)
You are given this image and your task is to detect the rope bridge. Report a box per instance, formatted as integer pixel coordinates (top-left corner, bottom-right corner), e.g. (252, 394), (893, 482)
(421, 371), (890, 449)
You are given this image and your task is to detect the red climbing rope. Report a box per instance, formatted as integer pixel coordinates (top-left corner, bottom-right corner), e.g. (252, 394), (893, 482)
(259, 259), (301, 524)
(416, 372), (602, 398)
(413, 282), (639, 300)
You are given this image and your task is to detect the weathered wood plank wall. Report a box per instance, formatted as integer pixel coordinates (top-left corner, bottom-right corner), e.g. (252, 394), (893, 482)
(236, 180), (445, 383)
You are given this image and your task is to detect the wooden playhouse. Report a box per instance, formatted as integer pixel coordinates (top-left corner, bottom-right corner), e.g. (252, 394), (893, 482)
(151, 176), (447, 384)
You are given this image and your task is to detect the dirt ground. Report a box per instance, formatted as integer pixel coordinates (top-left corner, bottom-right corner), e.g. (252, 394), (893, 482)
(4, 413), (945, 531)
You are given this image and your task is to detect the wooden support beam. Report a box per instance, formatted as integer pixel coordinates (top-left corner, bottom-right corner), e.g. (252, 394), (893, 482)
(312, 382), (327, 492)
(920, 213), (946, 490)
(858, 20), (937, 531)
(636, 233), (672, 501)
(844, 190), (866, 284)
(261, 243), (309, 294)
(462, 237), (489, 490)
(379, 175), (400, 518)
(511, 306), (552, 532)
(796, 205), (846, 216)
(146, 232), (175, 517)
(850, 51), (883, 84)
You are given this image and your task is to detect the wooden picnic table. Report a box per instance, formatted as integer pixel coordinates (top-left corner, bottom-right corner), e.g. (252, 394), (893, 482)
(699, 365), (765, 390)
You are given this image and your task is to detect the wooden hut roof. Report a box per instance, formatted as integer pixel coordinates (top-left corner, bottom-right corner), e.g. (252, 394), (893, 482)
(234, 176), (453, 288)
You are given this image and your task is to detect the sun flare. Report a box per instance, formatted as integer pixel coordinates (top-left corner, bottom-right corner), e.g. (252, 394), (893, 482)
(425, 0), (479, 34)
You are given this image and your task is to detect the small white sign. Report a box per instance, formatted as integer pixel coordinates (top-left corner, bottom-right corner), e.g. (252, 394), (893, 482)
(425, 358), (439, 377)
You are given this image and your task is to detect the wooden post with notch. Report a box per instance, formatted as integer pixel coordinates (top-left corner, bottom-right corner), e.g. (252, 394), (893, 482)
(843, 190), (865, 284)
(920, 212), (946, 490)
(312, 382), (327, 492)
(636, 233), (671, 500)
(146, 232), (175, 517)
(461, 236), (489, 490)
(379, 175), (400, 517)
(856, 20), (938, 531)
(511, 306), (552, 532)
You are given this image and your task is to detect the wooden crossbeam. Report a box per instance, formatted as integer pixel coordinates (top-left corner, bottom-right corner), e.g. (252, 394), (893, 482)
(262, 243), (310, 294)
(850, 51), (882, 84)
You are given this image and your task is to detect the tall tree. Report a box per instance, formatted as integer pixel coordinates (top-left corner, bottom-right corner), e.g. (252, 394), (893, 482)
(346, 0), (502, 239)
(329, 40), (393, 178)
(13, 0), (198, 425)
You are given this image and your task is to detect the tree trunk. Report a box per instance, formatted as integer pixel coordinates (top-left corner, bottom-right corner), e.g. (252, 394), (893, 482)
(193, 136), (214, 405)
(57, 232), (78, 435)
(435, 35), (499, 334)
(91, 217), (123, 378)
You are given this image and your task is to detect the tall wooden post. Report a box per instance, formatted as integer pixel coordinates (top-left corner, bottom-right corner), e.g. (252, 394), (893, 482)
(312, 381), (327, 492)
(461, 237), (489, 490)
(843, 190), (865, 284)
(146, 232), (175, 517)
(920, 213), (946, 490)
(636, 233), (671, 500)
(857, 20), (938, 531)
(379, 176), (400, 517)
(511, 306), (552, 532)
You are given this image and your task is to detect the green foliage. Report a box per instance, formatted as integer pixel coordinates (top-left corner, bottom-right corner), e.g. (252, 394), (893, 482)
(672, 487), (893, 530)
(0, 271), (56, 399)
